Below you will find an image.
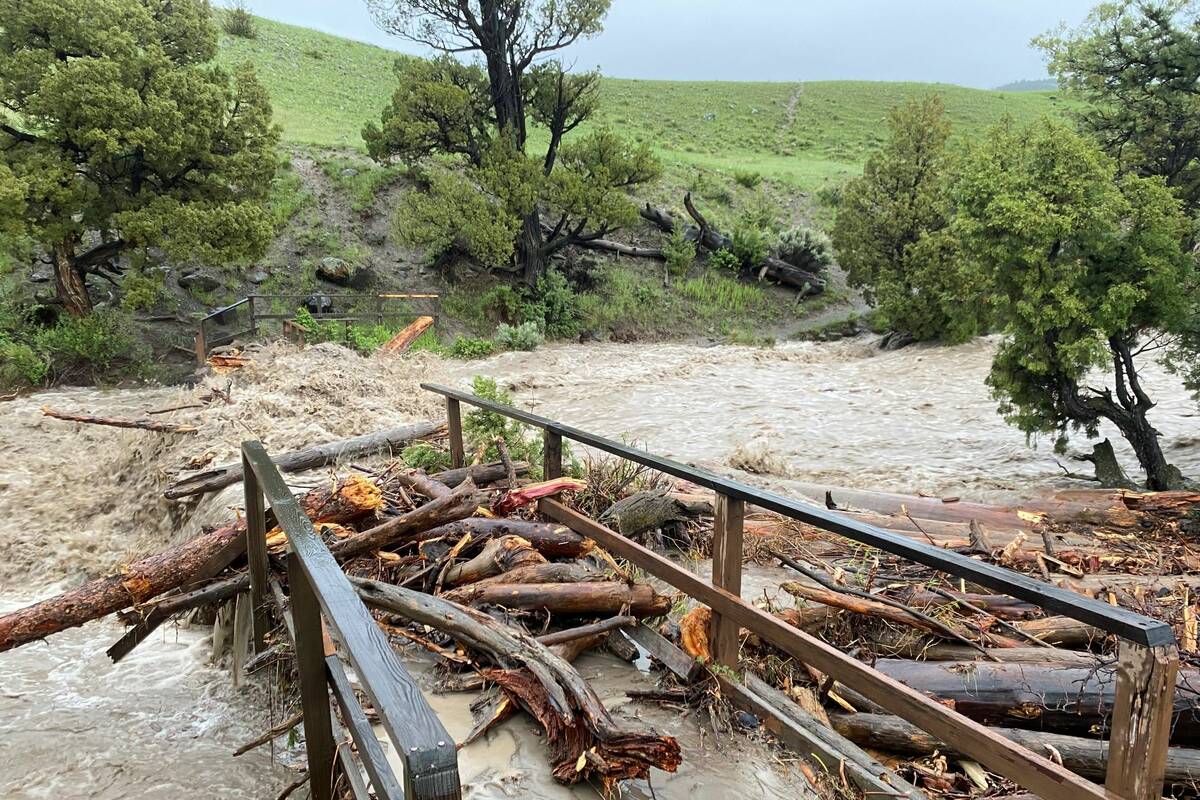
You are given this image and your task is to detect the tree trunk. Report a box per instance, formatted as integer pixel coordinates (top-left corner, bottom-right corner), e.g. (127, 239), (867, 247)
(442, 581), (672, 617)
(519, 210), (548, 286)
(442, 535), (548, 587)
(419, 518), (594, 558)
(53, 239), (91, 318)
(1116, 411), (1186, 490)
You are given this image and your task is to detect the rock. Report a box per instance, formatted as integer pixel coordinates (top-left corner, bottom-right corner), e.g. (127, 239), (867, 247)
(702, 112), (716, 122)
(304, 294), (334, 314)
(29, 268), (52, 284)
(245, 268), (269, 285)
(316, 256), (353, 286)
(178, 269), (221, 293)
(339, 167), (358, 178)
(734, 711), (760, 730)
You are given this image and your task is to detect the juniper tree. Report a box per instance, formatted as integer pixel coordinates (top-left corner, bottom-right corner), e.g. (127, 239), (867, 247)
(364, 1), (659, 284)
(0, 0), (279, 317)
(953, 119), (1196, 490)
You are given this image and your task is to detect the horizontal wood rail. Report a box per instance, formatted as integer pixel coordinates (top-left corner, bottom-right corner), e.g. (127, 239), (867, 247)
(422, 382), (1179, 800)
(242, 441), (460, 800)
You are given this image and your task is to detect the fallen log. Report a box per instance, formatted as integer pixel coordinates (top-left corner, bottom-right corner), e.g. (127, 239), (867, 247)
(442, 581), (672, 617)
(830, 712), (1200, 784)
(163, 420), (443, 499)
(442, 536), (548, 587)
(418, 518), (593, 558)
(329, 480), (487, 561)
(459, 562), (605, 589)
(1012, 616), (1105, 647)
(905, 590), (1043, 621)
(429, 461), (530, 489)
(599, 488), (707, 536)
(42, 406), (197, 434)
(897, 643), (1101, 666)
(351, 577), (682, 785)
(378, 315), (434, 354)
(492, 478), (587, 515)
(870, 659), (1200, 743)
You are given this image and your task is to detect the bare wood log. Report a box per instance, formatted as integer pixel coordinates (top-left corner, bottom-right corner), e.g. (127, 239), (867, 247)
(870, 659), (1200, 743)
(442, 536), (548, 587)
(351, 577), (681, 784)
(898, 643), (1103, 666)
(164, 420), (443, 498)
(537, 616), (638, 647)
(429, 460), (529, 488)
(573, 238), (665, 260)
(328, 480), (487, 561)
(418, 518), (593, 558)
(599, 489), (706, 536)
(1013, 616), (1105, 647)
(42, 405), (197, 434)
(905, 590), (1043, 620)
(829, 712), (1200, 784)
(442, 581), (672, 617)
(391, 470), (453, 500)
(463, 562), (604, 589)
(378, 315), (434, 354)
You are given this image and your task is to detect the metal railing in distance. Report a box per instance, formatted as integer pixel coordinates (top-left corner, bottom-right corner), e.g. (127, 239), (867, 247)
(420, 382), (1179, 800)
(241, 440), (460, 800)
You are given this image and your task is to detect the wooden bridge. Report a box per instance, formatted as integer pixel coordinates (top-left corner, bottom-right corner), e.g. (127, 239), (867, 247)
(185, 384), (1177, 800)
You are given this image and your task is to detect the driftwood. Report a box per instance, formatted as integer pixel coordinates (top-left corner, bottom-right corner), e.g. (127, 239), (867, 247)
(442, 536), (548, 587)
(442, 581), (672, 617)
(459, 562), (605, 589)
(830, 712), (1200, 784)
(164, 420), (443, 498)
(329, 480), (487, 561)
(42, 406), (197, 434)
(599, 488), (706, 536)
(871, 659), (1200, 743)
(351, 577), (681, 785)
(418, 518), (593, 558)
(428, 461), (530, 489)
(378, 315), (434, 354)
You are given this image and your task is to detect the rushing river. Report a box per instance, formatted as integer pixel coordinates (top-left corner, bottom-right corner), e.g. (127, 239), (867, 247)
(1, 336), (1196, 798)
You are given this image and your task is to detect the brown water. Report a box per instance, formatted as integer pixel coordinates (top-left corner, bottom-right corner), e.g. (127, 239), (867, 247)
(2, 336), (1196, 798)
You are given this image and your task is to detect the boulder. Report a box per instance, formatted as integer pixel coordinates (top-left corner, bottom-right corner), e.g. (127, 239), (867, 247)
(339, 167), (358, 178)
(316, 256), (353, 286)
(245, 268), (270, 285)
(178, 269), (221, 293)
(29, 267), (52, 284)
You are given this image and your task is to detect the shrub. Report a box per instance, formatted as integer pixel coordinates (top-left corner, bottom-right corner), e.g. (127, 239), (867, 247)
(523, 270), (580, 339)
(662, 228), (696, 277)
(708, 248), (741, 273)
(462, 375), (570, 478)
(494, 321), (543, 351)
(222, 1), (256, 38)
(33, 310), (148, 384)
(0, 338), (48, 388)
(729, 223), (769, 268)
(119, 269), (166, 312)
(733, 169), (763, 189)
(401, 442), (450, 473)
(775, 226), (834, 274)
(448, 336), (495, 359)
(816, 181), (845, 208)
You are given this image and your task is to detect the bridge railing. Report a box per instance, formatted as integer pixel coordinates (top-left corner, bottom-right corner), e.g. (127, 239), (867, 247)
(196, 292), (440, 363)
(421, 382), (1179, 800)
(241, 440), (460, 800)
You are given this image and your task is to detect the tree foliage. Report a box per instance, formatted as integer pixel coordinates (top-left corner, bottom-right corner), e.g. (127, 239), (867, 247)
(1037, 1), (1200, 210)
(954, 118), (1196, 489)
(832, 95), (981, 342)
(364, 1), (658, 283)
(0, 0), (279, 316)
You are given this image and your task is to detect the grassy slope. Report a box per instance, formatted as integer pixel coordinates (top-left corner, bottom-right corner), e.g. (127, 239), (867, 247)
(220, 16), (1069, 192)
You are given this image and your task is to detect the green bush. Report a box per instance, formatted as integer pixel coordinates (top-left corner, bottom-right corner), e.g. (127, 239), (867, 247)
(708, 248), (742, 273)
(32, 310), (148, 384)
(448, 336), (495, 359)
(775, 226), (834, 274)
(816, 181), (845, 208)
(462, 375), (568, 478)
(495, 321), (543, 351)
(400, 442), (450, 473)
(222, 1), (256, 38)
(0, 338), (48, 388)
(662, 228), (696, 277)
(522, 270), (580, 339)
(733, 169), (763, 189)
(119, 269), (166, 312)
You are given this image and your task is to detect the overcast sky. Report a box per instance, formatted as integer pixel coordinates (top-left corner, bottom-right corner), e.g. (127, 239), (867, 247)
(245, 0), (1099, 88)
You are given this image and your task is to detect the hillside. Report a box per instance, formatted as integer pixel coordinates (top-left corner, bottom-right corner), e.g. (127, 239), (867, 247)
(218, 15), (1070, 192)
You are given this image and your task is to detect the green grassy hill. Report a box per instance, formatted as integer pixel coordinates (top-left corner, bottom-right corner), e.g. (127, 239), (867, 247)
(219, 15), (1070, 192)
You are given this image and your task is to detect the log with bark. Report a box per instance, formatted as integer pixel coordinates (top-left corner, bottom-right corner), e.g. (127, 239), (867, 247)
(328, 480), (488, 561)
(442, 581), (672, 617)
(869, 659), (1200, 743)
(599, 488), (707, 537)
(418, 518), (594, 559)
(42, 406), (198, 434)
(0, 476), (382, 653)
(830, 712), (1200, 784)
(351, 577), (681, 786)
(163, 420), (444, 499)
(441, 535), (548, 587)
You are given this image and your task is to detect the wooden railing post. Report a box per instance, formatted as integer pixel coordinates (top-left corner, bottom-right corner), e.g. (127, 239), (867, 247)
(1105, 641), (1180, 800)
(194, 326), (207, 365)
(289, 557), (337, 800)
(241, 452), (271, 655)
(543, 430), (562, 479)
(247, 295), (257, 336)
(709, 492), (744, 669)
(446, 398), (464, 469)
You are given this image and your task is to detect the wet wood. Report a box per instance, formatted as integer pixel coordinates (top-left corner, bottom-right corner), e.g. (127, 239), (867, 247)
(710, 493), (744, 668)
(42, 405), (197, 434)
(351, 577), (681, 785)
(441, 581), (672, 617)
(328, 480), (487, 560)
(1105, 642), (1181, 800)
(379, 315), (434, 354)
(418, 518), (593, 558)
(599, 488), (707, 536)
(829, 712), (1200, 784)
(442, 536), (548, 587)
(429, 461), (529, 489)
(620, 623), (701, 681)
(163, 420), (443, 498)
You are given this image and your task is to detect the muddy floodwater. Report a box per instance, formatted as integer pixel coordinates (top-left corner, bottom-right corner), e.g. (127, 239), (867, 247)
(1, 336), (1196, 798)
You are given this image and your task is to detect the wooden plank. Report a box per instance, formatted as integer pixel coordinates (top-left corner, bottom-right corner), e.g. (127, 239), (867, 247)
(710, 493), (744, 669)
(722, 673), (928, 800)
(620, 623), (700, 682)
(326, 654), (405, 800)
(420, 382), (1173, 647)
(243, 441), (460, 799)
(543, 430), (562, 480)
(242, 454), (271, 654)
(538, 498), (1118, 800)
(446, 398), (464, 470)
(289, 556), (337, 800)
(1105, 642), (1180, 800)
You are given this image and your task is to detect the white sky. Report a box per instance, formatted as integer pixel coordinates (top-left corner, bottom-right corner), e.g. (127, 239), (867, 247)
(244, 0), (1100, 88)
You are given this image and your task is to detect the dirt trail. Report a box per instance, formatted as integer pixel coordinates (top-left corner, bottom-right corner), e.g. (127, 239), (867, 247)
(783, 82), (804, 128)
